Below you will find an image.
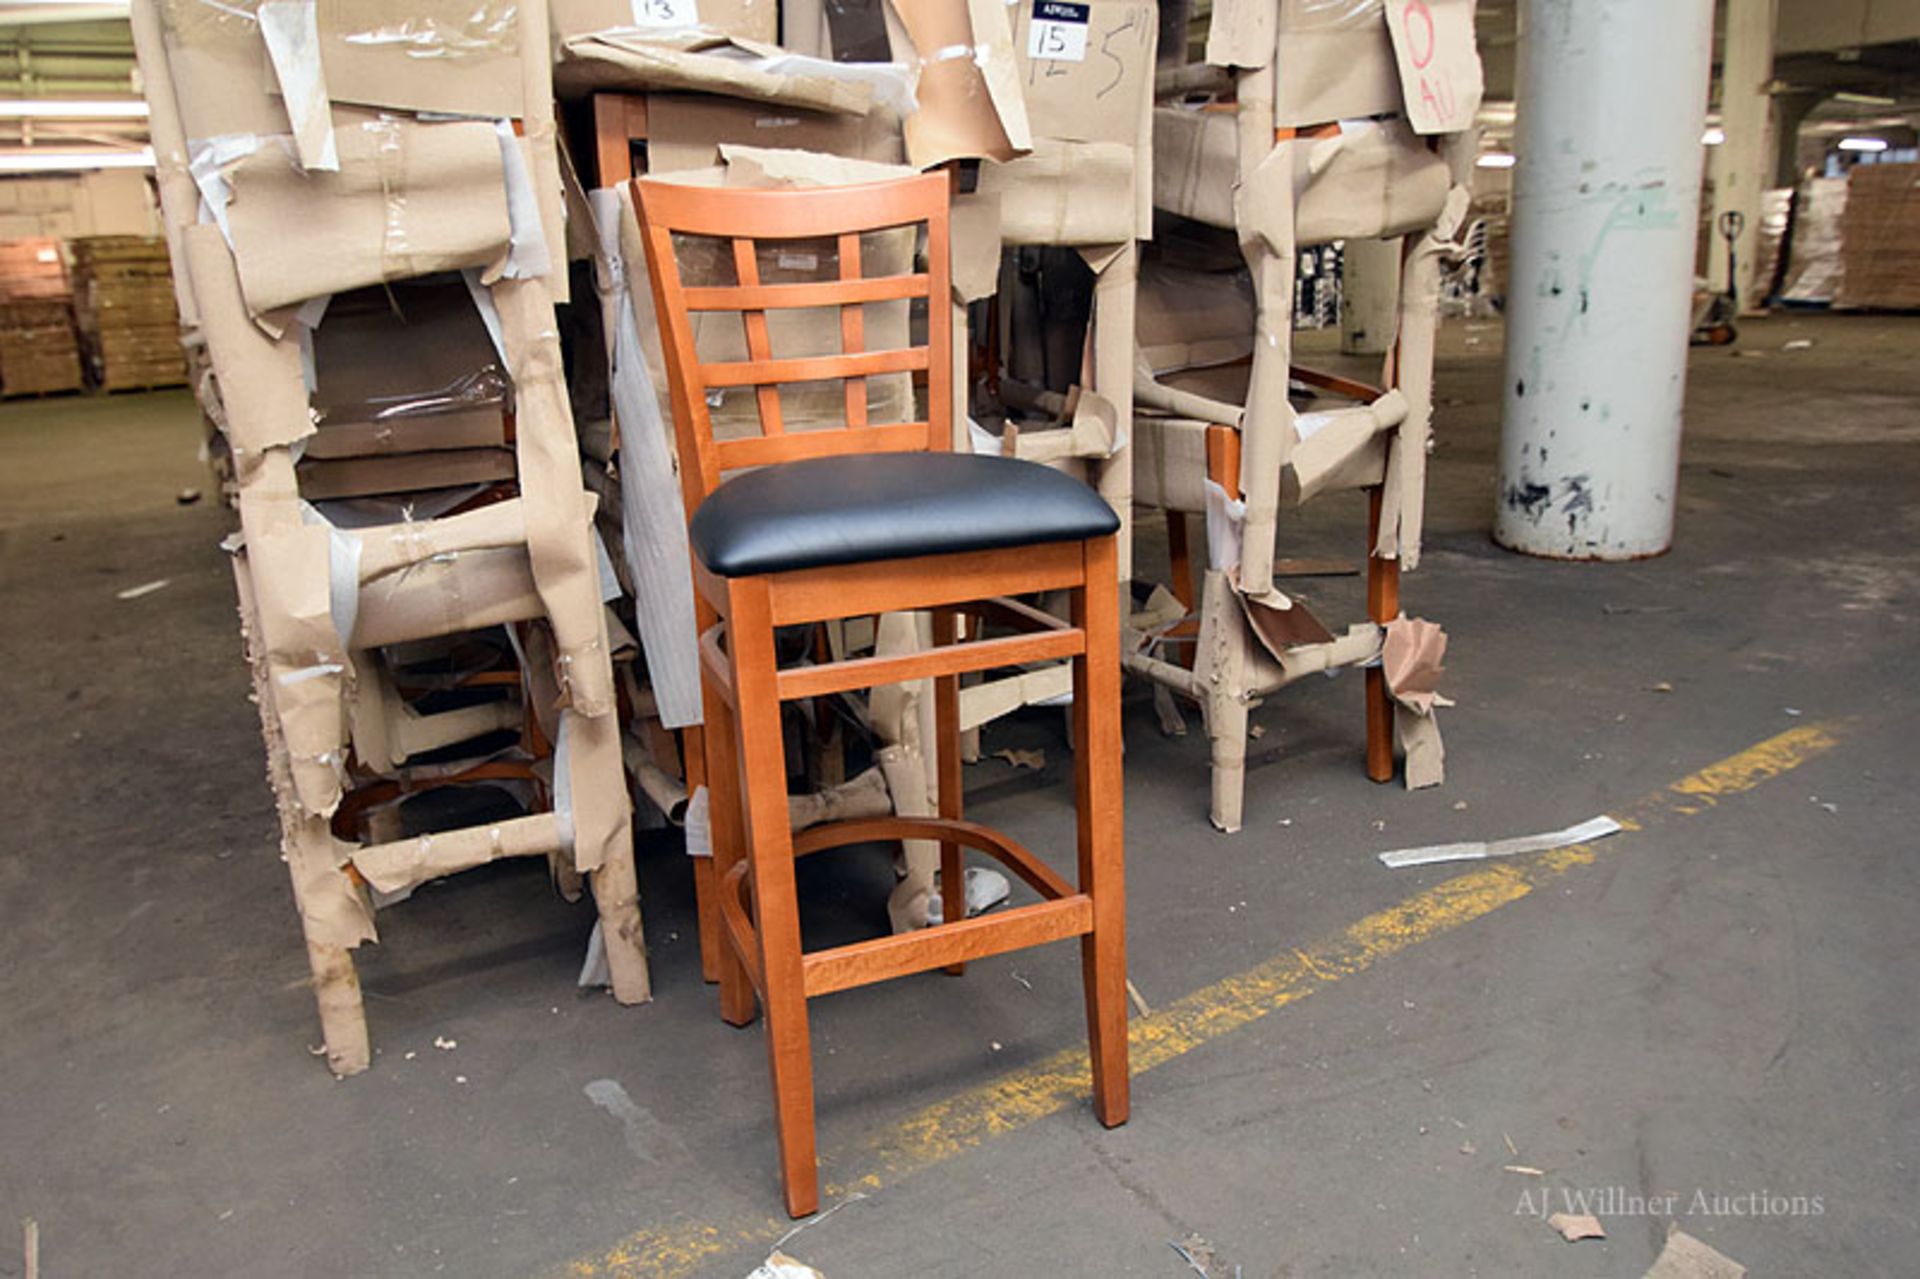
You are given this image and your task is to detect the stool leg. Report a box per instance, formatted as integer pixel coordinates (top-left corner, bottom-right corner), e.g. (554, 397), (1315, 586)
(728, 578), (820, 1218)
(931, 607), (965, 973)
(1365, 487), (1399, 783)
(683, 726), (722, 985)
(701, 668), (757, 1028)
(1073, 536), (1130, 1128)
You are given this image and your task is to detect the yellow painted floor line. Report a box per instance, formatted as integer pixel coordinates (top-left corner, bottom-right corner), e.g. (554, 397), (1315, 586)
(560, 723), (1842, 1278)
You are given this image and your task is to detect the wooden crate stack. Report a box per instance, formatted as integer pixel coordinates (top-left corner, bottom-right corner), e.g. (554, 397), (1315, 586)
(0, 238), (83, 397)
(1835, 162), (1920, 311)
(69, 235), (187, 390)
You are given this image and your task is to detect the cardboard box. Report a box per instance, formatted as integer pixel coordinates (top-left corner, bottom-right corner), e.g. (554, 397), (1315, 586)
(644, 92), (904, 174)
(1836, 162), (1920, 310)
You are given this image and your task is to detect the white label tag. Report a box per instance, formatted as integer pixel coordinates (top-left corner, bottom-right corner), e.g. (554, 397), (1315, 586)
(1027, 0), (1089, 62)
(775, 252), (819, 271)
(1383, 0), (1484, 134)
(628, 0), (700, 29)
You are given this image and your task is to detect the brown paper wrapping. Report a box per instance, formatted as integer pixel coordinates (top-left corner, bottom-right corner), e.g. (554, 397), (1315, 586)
(316, 0), (525, 119)
(555, 31), (874, 113)
(224, 114), (513, 314)
(492, 276), (619, 718)
(885, 0), (1032, 167)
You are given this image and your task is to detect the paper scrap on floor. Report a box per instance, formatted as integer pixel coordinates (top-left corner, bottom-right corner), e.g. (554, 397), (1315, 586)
(1377, 815), (1623, 869)
(1547, 1211), (1606, 1242)
(748, 1251), (824, 1279)
(1644, 1227), (1746, 1279)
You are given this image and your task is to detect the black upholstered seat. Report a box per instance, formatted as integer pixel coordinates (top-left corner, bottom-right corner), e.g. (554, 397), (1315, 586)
(688, 452), (1121, 578)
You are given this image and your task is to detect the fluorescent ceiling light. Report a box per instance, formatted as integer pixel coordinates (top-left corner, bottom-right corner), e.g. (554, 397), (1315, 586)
(1837, 137), (1888, 153)
(1702, 126), (1726, 145)
(1476, 152), (1516, 169)
(0, 2), (131, 22)
(0, 99), (149, 120)
(1832, 91), (1896, 106)
(0, 147), (153, 173)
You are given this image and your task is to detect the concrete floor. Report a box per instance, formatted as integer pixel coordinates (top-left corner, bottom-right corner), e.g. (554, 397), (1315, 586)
(1, 313), (1916, 1277)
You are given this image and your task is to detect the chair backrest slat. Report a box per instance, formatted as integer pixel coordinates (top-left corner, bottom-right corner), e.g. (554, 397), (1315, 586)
(731, 236), (786, 438)
(838, 232), (867, 429)
(680, 274), (929, 312)
(633, 172), (953, 509)
(699, 346), (928, 389)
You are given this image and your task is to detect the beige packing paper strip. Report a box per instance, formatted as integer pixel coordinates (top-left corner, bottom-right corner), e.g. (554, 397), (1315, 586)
(490, 275), (619, 719)
(352, 812), (564, 895)
(186, 227), (352, 818)
(871, 612), (941, 935)
(1228, 67), (1295, 597)
(1376, 177), (1472, 566)
(1291, 121), (1452, 245)
(519, 0), (573, 305)
(180, 224), (312, 458)
(883, 0), (1033, 167)
(600, 183), (702, 729)
(232, 556), (377, 952)
(1381, 614), (1449, 788)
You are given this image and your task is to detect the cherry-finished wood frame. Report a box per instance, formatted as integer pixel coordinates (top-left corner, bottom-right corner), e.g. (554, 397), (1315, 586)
(634, 171), (1129, 1218)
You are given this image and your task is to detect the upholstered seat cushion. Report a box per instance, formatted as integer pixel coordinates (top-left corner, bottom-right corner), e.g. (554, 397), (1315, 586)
(688, 452), (1120, 578)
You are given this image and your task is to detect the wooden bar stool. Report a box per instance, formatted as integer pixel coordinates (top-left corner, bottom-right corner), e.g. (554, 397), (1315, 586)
(634, 171), (1130, 1218)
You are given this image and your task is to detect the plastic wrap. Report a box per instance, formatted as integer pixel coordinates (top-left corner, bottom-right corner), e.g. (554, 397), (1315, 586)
(299, 279), (513, 487)
(1751, 186), (1792, 304)
(1779, 177), (1846, 304)
(320, 1), (524, 118)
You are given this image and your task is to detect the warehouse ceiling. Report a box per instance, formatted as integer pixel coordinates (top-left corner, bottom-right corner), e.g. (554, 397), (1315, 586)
(1473, 0), (1920, 149)
(0, 9), (140, 152)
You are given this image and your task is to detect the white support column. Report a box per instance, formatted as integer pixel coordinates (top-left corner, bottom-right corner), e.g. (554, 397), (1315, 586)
(1494, 0), (1714, 560)
(1340, 236), (1402, 357)
(1707, 0), (1778, 307)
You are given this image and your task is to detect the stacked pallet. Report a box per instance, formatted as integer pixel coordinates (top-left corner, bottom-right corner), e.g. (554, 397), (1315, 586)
(0, 238), (82, 396)
(69, 236), (186, 390)
(1835, 162), (1920, 311)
